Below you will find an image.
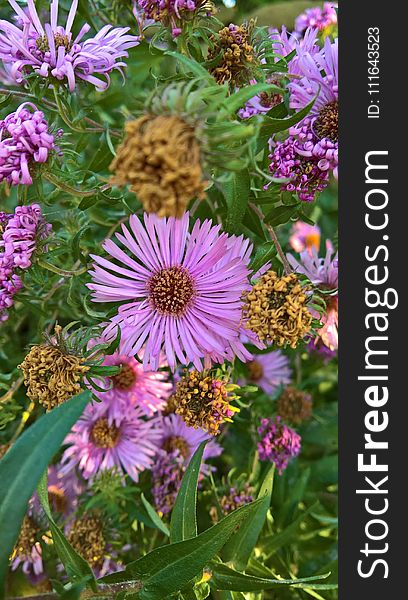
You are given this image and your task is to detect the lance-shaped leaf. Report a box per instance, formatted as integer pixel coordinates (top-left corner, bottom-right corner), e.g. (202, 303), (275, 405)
(222, 466), (275, 569)
(220, 83), (285, 117)
(37, 471), (97, 590)
(170, 440), (208, 543)
(141, 494), (170, 537)
(0, 391), (90, 599)
(100, 499), (263, 600)
(223, 170), (251, 234)
(211, 563), (335, 592)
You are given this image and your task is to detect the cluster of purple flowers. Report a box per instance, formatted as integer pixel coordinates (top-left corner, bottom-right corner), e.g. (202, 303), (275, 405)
(0, 103), (58, 186)
(1, 204), (51, 321)
(0, 0), (140, 91)
(294, 2), (337, 36)
(137, 0), (199, 37)
(257, 416), (301, 474)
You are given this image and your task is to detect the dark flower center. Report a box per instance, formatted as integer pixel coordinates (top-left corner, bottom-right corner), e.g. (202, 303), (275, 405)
(148, 266), (196, 317)
(14, 516), (39, 558)
(91, 418), (120, 449)
(259, 91), (282, 109)
(111, 362), (136, 390)
(68, 514), (106, 567)
(162, 435), (190, 459)
(36, 33), (72, 54)
(247, 360), (264, 382)
(314, 101), (338, 143)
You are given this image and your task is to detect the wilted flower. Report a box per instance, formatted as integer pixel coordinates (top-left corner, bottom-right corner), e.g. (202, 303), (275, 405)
(287, 245), (338, 350)
(208, 22), (257, 87)
(307, 338), (337, 361)
(295, 3), (337, 36)
(0, 0), (140, 91)
(10, 513), (43, 580)
(267, 136), (329, 202)
(289, 37), (339, 178)
(257, 416), (301, 474)
(245, 350), (292, 395)
(289, 221), (321, 254)
(60, 401), (161, 482)
(19, 326), (90, 411)
(88, 212), (252, 371)
(136, 0), (215, 38)
(110, 115), (207, 217)
(152, 412), (222, 513)
(1, 204), (51, 322)
(277, 386), (312, 424)
(220, 484), (253, 515)
(0, 103), (58, 186)
(172, 369), (239, 435)
(243, 271), (312, 348)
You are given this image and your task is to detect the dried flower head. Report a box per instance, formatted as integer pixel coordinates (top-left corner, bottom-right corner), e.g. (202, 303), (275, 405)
(243, 271), (312, 348)
(136, 0), (215, 38)
(172, 369), (239, 435)
(67, 512), (106, 569)
(110, 115), (206, 217)
(208, 22), (257, 87)
(220, 484), (254, 514)
(277, 386), (312, 424)
(18, 325), (89, 410)
(11, 515), (43, 578)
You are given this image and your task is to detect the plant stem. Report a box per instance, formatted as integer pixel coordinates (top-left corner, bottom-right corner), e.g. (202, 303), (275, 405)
(37, 259), (87, 277)
(249, 202), (292, 275)
(8, 581), (143, 600)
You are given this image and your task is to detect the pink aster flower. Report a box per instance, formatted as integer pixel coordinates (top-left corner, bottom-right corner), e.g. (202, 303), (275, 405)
(152, 413), (222, 514)
(244, 350), (292, 396)
(289, 221), (321, 254)
(60, 401), (162, 482)
(10, 501), (44, 583)
(257, 416), (301, 474)
(92, 341), (173, 417)
(0, 0), (140, 91)
(0, 103), (59, 186)
(295, 3), (337, 37)
(1, 204), (51, 321)
(88, 213), (252, 371)
(287, 244), (338, 350)
(289, 37), (338, 178)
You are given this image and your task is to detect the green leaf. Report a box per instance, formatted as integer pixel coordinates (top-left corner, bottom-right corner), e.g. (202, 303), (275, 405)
(220, 84), (284, 117)
(264, 203), (299, 227)
(37, 472), (97, 590)
(259, 95), (317, 140)
(211, 563), (334, 592)
(165, 51), (213, 79)
(170, 441), (208, 543)
(262, 501), (319, 558)
(223, 170), (251, 234)
(250, 243), (277, 276)
(101, 499), (264, 600)
(0, 391), (90, 598)
(223, 466), (274, 569)
(141, 494), (170, 537)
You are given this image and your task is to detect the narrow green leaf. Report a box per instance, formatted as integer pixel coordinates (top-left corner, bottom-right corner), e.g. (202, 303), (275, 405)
(220, 84), (284, 117)
(223, 466), (274, 569)
(262, 501), (319, 558)
(259, 96), (317, 140)
(224, 170), (251, 234)
(264, 204), (299, 227)
(0, 391), (90, 599)
(141, 494), (170, 537)
(165, 51), (213, 79)
(170, 441), (207, 543)
(211, 563), (333, 592)
(250, 243), (277, 276)
(101, 499), (264, 600)
(37, 472), (97, 590)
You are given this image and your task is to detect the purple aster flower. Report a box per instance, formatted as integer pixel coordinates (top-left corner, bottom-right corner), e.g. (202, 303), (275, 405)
(287, 244), (338, 350)
(219, 485), (253, 515)
(289, 37), (338, 178)
(295, 3), (337, 36)
(1, 204), (51, 321)
(92, 340), (173, 417)
(60, 401), (162, 482)
(0, 0), (140, 91)
(257, 416), (301, 474)
(88, 212), (252, 372)
(152, 413), (222, 514)
(307, 337), (337, 362)
(31, 464), (83, 519)
(0, 102), (59, 186)
(10, 501), (44, 582)
(267, 136), (329, 202)
(244, 350), (292, 396)
(289, 221), (321, 254)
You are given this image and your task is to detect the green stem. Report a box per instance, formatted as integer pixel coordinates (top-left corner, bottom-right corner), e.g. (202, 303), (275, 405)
(43, 172), (99, 197)
(249, 202), (292, 275)
(37, 259), (87, 277)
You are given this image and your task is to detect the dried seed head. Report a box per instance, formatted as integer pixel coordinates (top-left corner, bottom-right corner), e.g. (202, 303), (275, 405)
(243, 271), (312, 348)
(110, 115), (206, 217)
(208, 22), (257, 86)
(68, 513), (106, 568)
(277, 386), (312, 424)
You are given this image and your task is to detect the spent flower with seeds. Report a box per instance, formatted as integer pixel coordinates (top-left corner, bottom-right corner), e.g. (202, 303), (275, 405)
(110, 115), (207, 218)
(136, 0), (215, 38)
(243, 270), (312, 348)
(277, 386), (312, 424)
(208, 22), (258, 87)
